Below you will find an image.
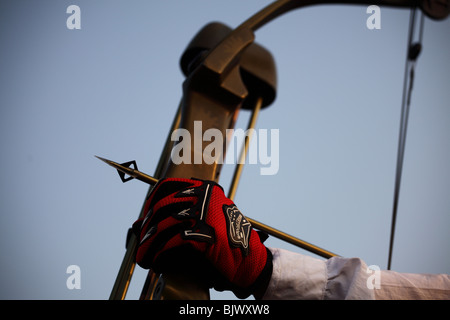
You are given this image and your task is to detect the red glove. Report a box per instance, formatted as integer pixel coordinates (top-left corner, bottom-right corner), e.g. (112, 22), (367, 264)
(132, 178), (272, 298)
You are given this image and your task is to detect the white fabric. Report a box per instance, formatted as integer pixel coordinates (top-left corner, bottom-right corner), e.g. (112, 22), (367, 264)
(263, 247), (450, 300)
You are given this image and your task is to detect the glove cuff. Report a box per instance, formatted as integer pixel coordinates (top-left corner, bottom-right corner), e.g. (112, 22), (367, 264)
(232, 247), (273, 299)
(210, 246), (272, 299)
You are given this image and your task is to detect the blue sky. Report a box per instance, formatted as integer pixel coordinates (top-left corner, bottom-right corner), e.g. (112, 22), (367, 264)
(0, 1), (449, 300)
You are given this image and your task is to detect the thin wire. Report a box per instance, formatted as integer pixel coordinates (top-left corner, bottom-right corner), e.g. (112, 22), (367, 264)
(419, 12), (425, 43)
(387, 8), (424, 270)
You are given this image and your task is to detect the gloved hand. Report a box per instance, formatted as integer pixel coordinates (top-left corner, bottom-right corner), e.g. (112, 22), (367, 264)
(132, 177), (272, 299)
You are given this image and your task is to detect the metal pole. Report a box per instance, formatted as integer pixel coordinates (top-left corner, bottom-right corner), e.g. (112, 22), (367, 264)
(108, 103), (182, 300)
(228, 97), (263, 201)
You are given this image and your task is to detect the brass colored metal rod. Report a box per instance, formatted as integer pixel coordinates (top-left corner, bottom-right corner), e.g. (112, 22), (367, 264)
(107, 102), (183, 300)
(151, 100), (183, 181)
(97, 156), (338, 259)
(246, 217), (337, 258)
(109, 234), (137, 300)
(228, 97), (263, 201)
(138, 102), (185, 301)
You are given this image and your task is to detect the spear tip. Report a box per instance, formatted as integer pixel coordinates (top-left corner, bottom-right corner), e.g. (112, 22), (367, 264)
(95, 155), (115, 166)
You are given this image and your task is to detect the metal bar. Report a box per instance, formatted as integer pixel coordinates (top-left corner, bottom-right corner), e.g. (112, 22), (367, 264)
(108, 237), (137, 300)
(139, 271), (160, 300)
(228, 97), (263, 201)
(246, 216), (337, 258)
(108, 103), (182, 300)
(138, 102), (185, 300)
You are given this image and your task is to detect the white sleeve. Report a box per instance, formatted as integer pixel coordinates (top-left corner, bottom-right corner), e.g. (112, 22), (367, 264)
(262, 247), (450, 300)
